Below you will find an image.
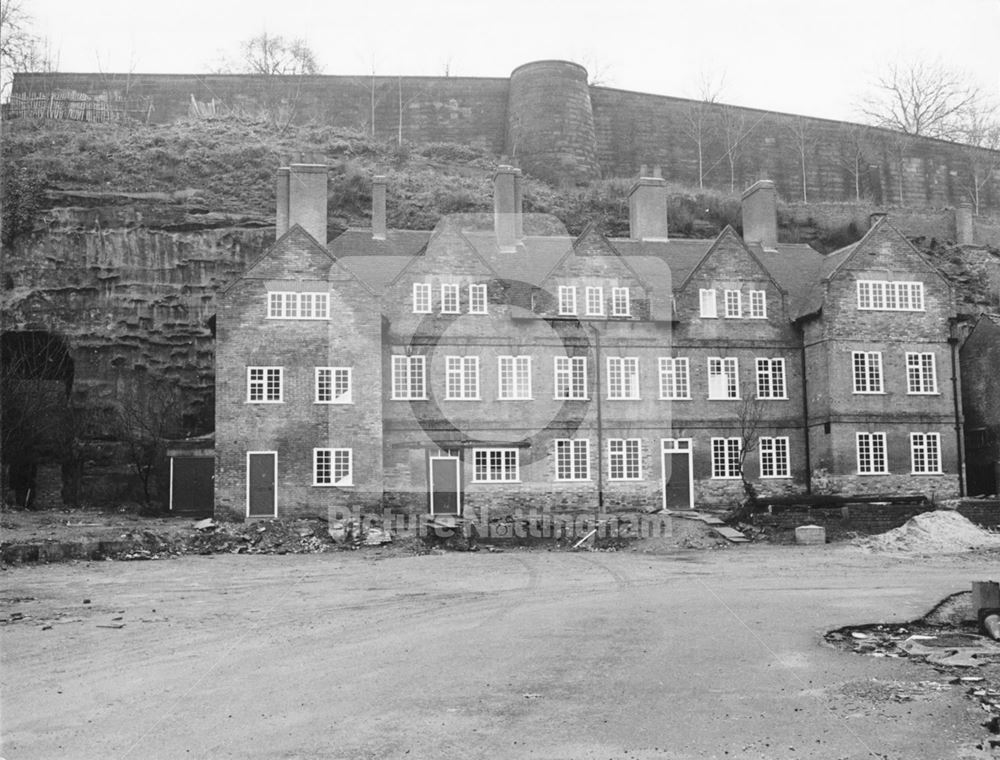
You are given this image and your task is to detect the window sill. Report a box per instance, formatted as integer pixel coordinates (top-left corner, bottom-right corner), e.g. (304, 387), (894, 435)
(313, 483), (354, 488)
(391, 396), (428, 401)
(759, 396), (789, 401)
(907, 392), (940, 396)
(760, 475), (792, 480)
(554, 478), (592, 483)
(444, 397), (482, 402)
(554, 396), (590, 401)
(853, 391), (886, 395)
(246, 400), (284, 404)
(910, 471), (944, 476)
(659, 396), (692, 401)
(472, 480), (522, 485)
(608, 478), (643, 482)
(497, 397), (534, 402)
(314, 401), (353, 405)
(607, 397), (642, 401)
(856, 471), (890, 476)
(710, 476), (742, 481)
(707, 397), (741, 401)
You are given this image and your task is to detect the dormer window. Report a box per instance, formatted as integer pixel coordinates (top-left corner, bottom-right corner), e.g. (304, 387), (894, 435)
(856, 280), (924, 311)
(267, 292), (329, 320)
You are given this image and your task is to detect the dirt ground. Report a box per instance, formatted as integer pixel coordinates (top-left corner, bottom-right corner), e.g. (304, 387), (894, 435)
(2, 540), (999, 759)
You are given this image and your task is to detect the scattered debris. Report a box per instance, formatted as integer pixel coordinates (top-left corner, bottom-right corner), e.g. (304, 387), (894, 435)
(193, 518), (218, 532)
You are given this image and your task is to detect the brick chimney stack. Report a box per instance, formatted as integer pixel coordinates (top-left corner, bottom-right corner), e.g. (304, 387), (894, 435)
(741, 179), (778, 250)
(494, 164), (519, 252)
(288, 163), (328, 245)
(276, 167), (290, 236)
(628, 174), (669, 241)
(372, 175), (387, 240)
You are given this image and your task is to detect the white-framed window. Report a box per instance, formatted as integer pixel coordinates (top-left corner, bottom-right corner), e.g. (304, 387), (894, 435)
(699, 288), (718, 318)
(708, 357), (740, 399)
(711, 437), (741, 479)
(445, 356), (479, 400)
(247, 367), (283, 403)
(554, 356), (587, 399)
(906, 352), (938, 394)
(498, 355), (532, 400)
(658, 357), (690, 400)
(607, 357), (640, 400)
(473, 448), (519, 482)
(315, 367), (352, 404)
(412, 283), (432, 313)
(440, 283), (460, 314)
(608, 438), (642, 480)
(391, 355), (426, 400)
(469, 283), (488, 314)
(724, 289), (742, 318)
(755, 358), (787, 399)
(857, 280), (925, 311)
(585, 286), (605, 316)
(554, 439), (590, 481)
(759, 436), (790, 478)
(267, 292), (329, 320)
(611, 287), (630, 317)
(856, 432), (888, 474)
(313, 448), (352, 486)
(748, 290), (767, 319)
(910, 432), (942, 474)
(852, 351), (884, 394)
(558, 285), (578, 315)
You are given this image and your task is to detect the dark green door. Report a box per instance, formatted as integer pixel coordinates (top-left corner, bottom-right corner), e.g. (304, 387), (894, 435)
(429, 456), (460, 515)
(248, 453), (276, 517)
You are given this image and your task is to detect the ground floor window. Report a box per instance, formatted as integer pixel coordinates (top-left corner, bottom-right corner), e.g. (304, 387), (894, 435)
(711, 437), (741, 479)
(555, 439), (590, 481)
(856, 432), (888, 474)
(910, 432), (942, 474)
(472, 448), (519, 482)
(314, 448), (352, 486)
(608, 438), (642, 480)
(759, 436), (790, 478)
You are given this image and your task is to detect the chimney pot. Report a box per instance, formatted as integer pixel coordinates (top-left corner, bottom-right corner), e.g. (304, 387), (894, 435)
(741, 179), (777, 249)
(628, 177), (669, 241)
(276, 167), (290, 236)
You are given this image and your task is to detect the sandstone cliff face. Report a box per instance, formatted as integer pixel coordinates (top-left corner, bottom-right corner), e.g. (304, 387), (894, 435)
(4, 205), (272, 430)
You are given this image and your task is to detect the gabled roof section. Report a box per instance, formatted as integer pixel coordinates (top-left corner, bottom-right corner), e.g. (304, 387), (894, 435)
(327, 228), (432, 258)
(386, 222), (500, 289)
(676, 226), (787, 293)
(224, 224), (333, 294)
(540, 223), (645, 285)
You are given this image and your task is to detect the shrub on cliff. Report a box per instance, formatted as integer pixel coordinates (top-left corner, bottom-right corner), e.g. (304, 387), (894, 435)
(1, 165), (43, 246)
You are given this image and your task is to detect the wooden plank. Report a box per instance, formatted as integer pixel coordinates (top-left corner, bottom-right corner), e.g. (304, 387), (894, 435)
(712, 526), (750, 543)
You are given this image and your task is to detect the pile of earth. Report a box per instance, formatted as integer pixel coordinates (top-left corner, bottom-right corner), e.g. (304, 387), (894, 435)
(853, 510), (1000, 554)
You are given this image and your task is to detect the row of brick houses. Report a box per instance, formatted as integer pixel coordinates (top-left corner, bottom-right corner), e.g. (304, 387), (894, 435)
(214, 165), (966, 520)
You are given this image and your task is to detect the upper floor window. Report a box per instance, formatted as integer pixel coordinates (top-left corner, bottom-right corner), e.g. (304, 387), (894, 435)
(315, 367), (352, 404)
(473, 448), (519, 483)
(498, 355), (532, 400)
(699, 288), (718, 318)
(711, 437), (741, 479)
(554, 438), (590, 481)
(856, 280), (925, 311)
(724, 289), (742, 318)
(554, 356), (587, 399)
(856, 432), (888, 474)
(612, 287), (631, 317)
(658, 357), (690, 400)
(607, 357), (640, 400)
(759, 436), (790, 478)
(391, 355), (426, 400)
(314, 448), (352, 486)
(852, 351), (884, 394)
(748, 290), (767, 319)
(906, 352), (938, 394)
(708, 357), (739, 399)
(412, 283), (432, 314)
(608, 438), (642, 480)
(469, 283), (488, 314)
(558, 285), (577, 315)
(585, 286), (605, 316)
(445, 356), (479, 400)
(248, 367), (283, 403)
(755, 358), (787, 399)
(440, 284), (460, 314)
(267, 292), (329, 320)
(910, 432), (941, 474)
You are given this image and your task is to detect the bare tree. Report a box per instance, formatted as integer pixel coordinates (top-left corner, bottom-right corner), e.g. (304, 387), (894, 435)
(859, 59), (984, 139)
(0, 0), (53, 97)
(717, 105), (756, 193)
(834, 123), (875, 201)
(113, 377), (183, 506)
(680, 70), (725, 189)
(723, 381), (766, 523)
(955, 99), (1000, 214)
(784, 116), (816, 202)
(239, 32), (321, 76)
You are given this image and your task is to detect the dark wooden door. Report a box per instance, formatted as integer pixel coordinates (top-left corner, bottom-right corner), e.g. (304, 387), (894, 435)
(248, 453), (276, 517)
(662, 450), (692, 510)
(429, 456), (461, 515)
(171, 457), (214, 517)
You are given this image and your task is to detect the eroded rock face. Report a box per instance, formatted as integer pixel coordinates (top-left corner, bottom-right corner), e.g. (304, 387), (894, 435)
(4, 206), (272, 433)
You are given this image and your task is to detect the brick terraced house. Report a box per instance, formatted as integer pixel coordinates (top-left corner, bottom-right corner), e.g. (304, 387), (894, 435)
(214, 165), (963, 520)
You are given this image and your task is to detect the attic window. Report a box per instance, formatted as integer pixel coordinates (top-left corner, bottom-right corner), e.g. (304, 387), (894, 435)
(267, 292), (330, 320)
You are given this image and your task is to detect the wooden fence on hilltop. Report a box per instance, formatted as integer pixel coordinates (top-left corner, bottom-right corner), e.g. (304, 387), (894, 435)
(2, 92), (153, 123)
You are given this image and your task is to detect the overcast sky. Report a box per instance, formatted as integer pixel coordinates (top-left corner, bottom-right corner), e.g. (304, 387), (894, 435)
(25, 0), (1000, 123)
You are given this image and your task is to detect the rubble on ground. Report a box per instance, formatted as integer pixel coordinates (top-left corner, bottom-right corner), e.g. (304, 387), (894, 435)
(853, 510), (1000, 554)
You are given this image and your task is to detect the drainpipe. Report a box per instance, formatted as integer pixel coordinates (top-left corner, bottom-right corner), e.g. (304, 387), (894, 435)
(589, 324), (605, 514)
(949, 321), (966, 497)
(796, 323), (812, 494)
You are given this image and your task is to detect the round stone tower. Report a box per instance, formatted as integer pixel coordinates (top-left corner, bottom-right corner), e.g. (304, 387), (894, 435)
(506, 60), (599, 185)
